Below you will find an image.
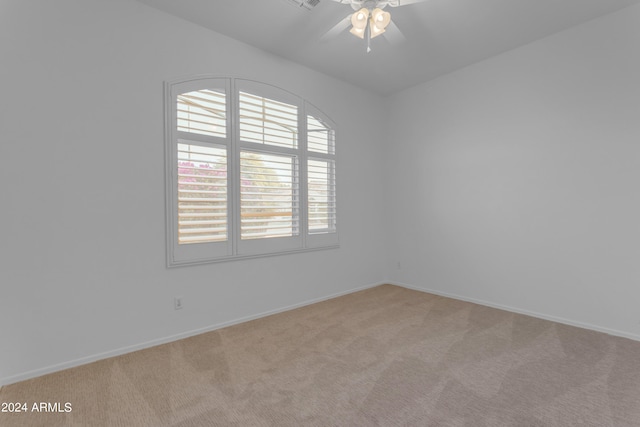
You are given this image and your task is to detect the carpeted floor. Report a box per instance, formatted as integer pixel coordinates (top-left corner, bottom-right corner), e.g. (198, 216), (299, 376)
(2, 284), (640, 426)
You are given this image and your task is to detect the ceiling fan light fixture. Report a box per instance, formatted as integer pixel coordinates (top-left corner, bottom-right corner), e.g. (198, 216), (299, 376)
(349, 8), (369, 39)
(371, 8), (391, 29)
(369, 8), (391, 39)
(351, 8), (369, 29)
(327, 0), (427, 51)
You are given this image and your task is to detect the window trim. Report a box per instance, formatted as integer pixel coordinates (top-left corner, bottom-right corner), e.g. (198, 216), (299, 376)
(165, 77), (338, 267)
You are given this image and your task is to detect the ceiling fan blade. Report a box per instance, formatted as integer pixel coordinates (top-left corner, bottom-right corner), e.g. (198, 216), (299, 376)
(387, 0), (427, 6)
(320, 14), (352, 41)
(383, 20), (406, 45)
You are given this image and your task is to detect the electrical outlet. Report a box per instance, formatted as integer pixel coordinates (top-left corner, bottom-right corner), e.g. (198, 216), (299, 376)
(174, 296), (183, 310)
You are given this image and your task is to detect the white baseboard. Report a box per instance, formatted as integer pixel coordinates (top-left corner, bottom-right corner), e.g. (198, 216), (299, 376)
(1, 281), (386, 386)
(8, 279), (635, 386)
(389, 280), (640, 342)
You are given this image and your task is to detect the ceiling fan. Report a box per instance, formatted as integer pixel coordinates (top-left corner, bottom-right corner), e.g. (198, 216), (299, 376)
(326, 0), (427, 52)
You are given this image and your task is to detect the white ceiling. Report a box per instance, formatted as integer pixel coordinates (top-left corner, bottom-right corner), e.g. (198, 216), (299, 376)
(136, 0), (640, 96)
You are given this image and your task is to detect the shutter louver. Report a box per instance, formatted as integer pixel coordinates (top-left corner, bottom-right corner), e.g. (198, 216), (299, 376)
(177, 143), (227, 244)
(239, 92), (298, 148)
(177, 89), (226, 138)
(240, 151), (298, 240)
(307, 115), (333, 154)
(308, 159), (336, 233)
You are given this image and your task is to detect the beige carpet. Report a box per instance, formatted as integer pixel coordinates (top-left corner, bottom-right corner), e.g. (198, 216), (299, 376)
(2, 284), (640, 426)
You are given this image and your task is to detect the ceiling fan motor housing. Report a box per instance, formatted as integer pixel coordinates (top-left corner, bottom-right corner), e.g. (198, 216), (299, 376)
(350, 1), (390, 11)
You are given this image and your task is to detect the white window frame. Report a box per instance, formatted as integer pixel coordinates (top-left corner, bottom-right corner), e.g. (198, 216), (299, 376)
(305, 103), (338, 250)
(165, 77), (338, 267)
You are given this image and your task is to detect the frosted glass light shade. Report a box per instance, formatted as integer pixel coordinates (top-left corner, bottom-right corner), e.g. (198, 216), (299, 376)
(371, 8), (391, 29)
(350, 8), (369, 39)
(351, 8), (369, 30)
(369, 8), (391, 39)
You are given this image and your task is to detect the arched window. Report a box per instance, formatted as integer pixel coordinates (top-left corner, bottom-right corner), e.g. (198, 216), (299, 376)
(165, 78), (338, 266)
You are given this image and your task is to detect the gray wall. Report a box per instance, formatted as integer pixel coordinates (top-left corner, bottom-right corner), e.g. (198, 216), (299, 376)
(0, 0), (388, 384)
(386, 4), (640, 340)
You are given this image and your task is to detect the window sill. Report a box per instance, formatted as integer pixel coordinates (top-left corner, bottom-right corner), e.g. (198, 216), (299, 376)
(167, 244), (340, 268)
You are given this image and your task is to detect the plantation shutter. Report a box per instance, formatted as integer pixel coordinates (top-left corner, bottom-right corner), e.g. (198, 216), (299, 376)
(177, 89), (226, 138)
(240, 151), (299, 240)
(307, 115), (333, 154)
(167, 78), (337, 266)
(306, 110), (337, 239)
(308, 158), (336, 233)
(169, 81), (231, 265)
(238, 87), (300, 242)
(239, 92), (298, 149)
(176, 88), (228, 245)
(177, 143), (227, 244)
